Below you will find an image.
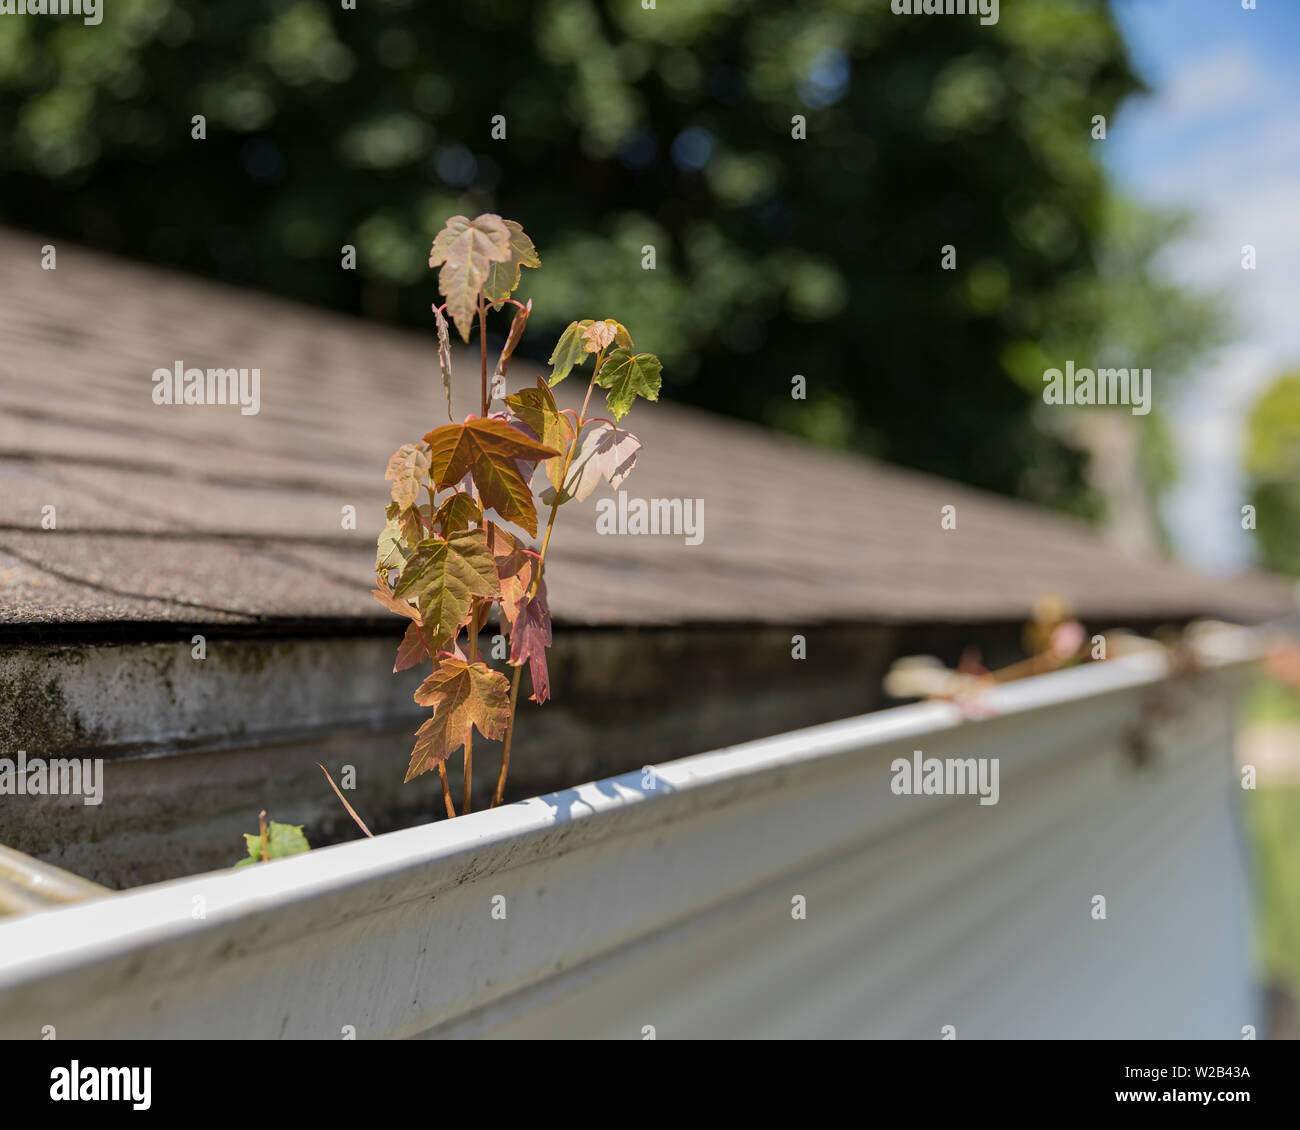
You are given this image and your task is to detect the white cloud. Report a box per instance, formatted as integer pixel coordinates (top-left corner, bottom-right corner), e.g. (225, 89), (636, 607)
(1151, 45), (1261, 125)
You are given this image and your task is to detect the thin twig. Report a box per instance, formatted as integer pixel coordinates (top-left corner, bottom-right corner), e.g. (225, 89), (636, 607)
(258, 809), (269, 862)
(989, 649), (1078, 684)
(316, 763), (374, 838)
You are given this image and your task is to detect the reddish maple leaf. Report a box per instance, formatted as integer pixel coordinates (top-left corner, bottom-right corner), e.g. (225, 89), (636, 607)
(407, 657), (511, 781)
(510, 580), (552, 705)
(423, 417), (559, 536)
(394, 622), (427, 672)
(487, 525), (534, 625)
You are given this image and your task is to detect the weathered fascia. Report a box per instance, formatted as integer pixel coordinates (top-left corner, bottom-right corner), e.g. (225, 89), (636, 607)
(0, 626), (892, 888)
(0, 637), (426, 760)
(0, 625), (1265, 1039)
(0, 624), (887, 762)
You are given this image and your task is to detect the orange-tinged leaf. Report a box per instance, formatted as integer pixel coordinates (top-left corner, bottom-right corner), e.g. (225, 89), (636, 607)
(393, 530), (499, 647)
(406, 658), (510, 781)
(372, 585), (422, 624)
(428, 214), (511, 341)
(486, 523), (518, 557)
(488, 524), (534, 626)
(399, 503), (428, 545)
(583, 320), (618, 353)
(385, 443), (432, 509)
(394, 622), (427, 672)
(423, 417), (559, 536)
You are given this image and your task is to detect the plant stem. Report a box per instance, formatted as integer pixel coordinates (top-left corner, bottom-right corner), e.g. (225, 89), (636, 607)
(491, 666), (523, 807)
(491, 363), (603, 807)
(479, 295), (489, 415)
(258, 809), (269, 862)
(463, 740), (473, 812)
(438, 762), (457, 818)
(464, 613), (479, 813)
(528, 368), (599, 599)
(460, 297), (495, 813)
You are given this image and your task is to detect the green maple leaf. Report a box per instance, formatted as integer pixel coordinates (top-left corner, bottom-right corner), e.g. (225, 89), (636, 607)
(481, 220), (540, 309)
(407, 658), (511, 781)
(547, 320), (594, 386)
(234, 821), (310, 868)
(423, 417), (559, 536)
(594, 348), (662, 420)
(432, 490), (483, 535)
(506, 377), (576, 491)
(376, 504), (410, 573)
(392, 530), (500, 648)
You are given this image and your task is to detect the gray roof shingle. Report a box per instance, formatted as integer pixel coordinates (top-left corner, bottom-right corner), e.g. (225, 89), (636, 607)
(0, 230), (1292, 632)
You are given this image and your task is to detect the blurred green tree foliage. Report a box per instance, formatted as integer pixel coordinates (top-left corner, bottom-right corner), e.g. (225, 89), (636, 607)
(0, 0), (1215, 514)
(1245, 373), (1300, 576)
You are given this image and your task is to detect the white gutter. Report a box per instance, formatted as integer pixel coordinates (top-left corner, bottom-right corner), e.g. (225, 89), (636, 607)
(0, 628), (1265, 1038)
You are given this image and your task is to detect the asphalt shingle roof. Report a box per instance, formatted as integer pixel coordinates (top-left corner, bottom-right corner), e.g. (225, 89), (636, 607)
(0, 230), (1292, 633)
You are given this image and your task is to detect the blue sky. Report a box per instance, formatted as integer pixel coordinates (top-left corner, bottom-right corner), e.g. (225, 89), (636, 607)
(1104, 0), (1300, 573)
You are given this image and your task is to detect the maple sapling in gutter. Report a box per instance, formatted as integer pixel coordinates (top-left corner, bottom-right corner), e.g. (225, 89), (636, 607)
(356, 213), (662, 821)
